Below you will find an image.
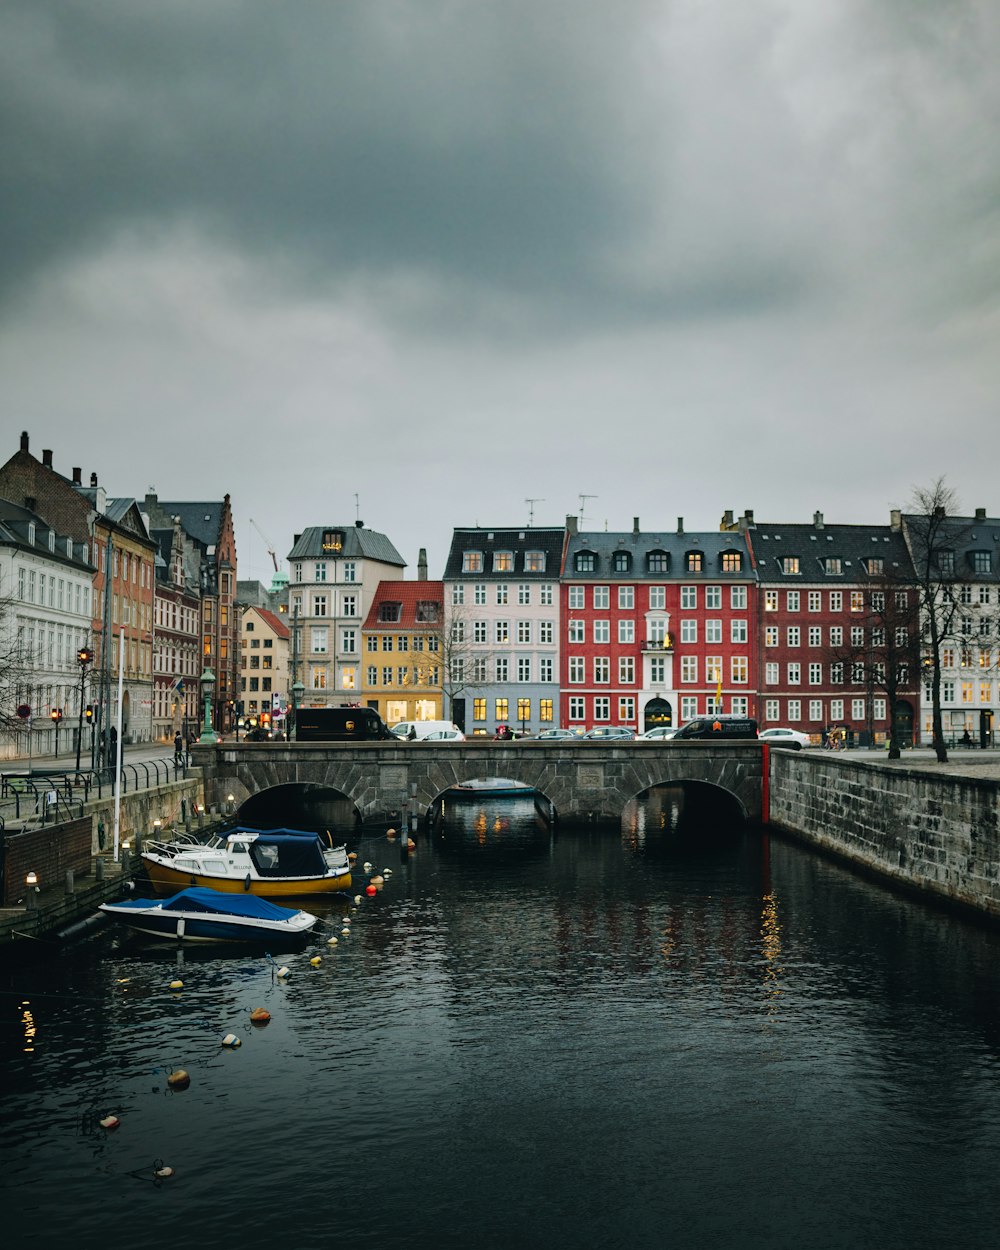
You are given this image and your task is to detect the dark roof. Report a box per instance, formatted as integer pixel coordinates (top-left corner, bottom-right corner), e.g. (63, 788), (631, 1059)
(287, 525), (405, 567)
(562, 527), (751, 580)
(156, 501), (226, 550)
(443, 526), (565, 579)
(901, 512), (1000, 583)
(0, 496), (95, 571)
(750, 521), (914, 584)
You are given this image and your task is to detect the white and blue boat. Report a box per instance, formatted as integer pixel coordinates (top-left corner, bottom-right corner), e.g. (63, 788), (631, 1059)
(99, 887), (318, 943)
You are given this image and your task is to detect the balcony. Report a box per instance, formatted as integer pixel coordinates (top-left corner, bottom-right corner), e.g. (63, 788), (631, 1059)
(641, 638), (673, 652)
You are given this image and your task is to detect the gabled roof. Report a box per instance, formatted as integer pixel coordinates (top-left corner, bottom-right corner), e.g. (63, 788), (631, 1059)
(443, 526), (565, 579)
(361, 580), (444, 630)
(156, 501), (226, 550)
(749, 521), (914, 584)
(247, 607), (290, 639)
(288, 525), (405, 567)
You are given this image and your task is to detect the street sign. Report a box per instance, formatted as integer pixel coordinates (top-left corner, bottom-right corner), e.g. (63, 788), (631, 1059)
(16, 704), (31, 719)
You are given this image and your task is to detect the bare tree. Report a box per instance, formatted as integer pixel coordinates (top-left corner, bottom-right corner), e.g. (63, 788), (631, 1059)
(0, 586), (32, 743)
(438, 601), (496, 726)
(901, 478), (979, 763)
(823, 567), (922, 760)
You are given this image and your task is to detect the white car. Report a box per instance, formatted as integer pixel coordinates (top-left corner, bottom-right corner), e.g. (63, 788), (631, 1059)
(759, 727), (811, 750)
(638, 726), (680, 740)
(422, 728), (466, 741)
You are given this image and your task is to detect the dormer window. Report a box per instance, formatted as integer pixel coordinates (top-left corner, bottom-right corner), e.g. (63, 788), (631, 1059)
(782, 557), (800, 575)
(937, 550), (955, 575)
(48, 531), (56, 552)
(524, 550), (546, 572)
(321, 528), (344, 554)
(378, 602), (402, 623)
(824, 558), (842, 575)
(647, 550), (669, 573)
(721, 551), (742, 572)
(971, 551), (992, 575)
(866, 558), (884, 575)
(28, 522), (36, 545)
(415, 600), (439, 622)
(463, 551), (484, 573)
(575, 551), (597, 573)
(612, 551), (632, 573)
(493, 551), (514, 572)
(685, 551), (703, 573)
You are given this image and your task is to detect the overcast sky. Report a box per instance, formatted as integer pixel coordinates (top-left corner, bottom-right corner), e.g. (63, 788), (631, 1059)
(2, 1), (998, 585)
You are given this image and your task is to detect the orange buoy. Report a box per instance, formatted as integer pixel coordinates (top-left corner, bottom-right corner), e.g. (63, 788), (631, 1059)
(386, 827), (397, 840)
(365, 884), (377, 897)
(167, 1069), (190, 1090)
(348, 851), (358, 862)
(250, 1008), (270, 1025)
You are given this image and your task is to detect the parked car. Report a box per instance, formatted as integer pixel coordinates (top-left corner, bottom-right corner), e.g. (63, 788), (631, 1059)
(583, 726), (636, 741)
(638, 726), (680, 740)
(423, 728), (466, 741)
(536, 727), (578, 741)
(672, 716), (759, 741)
(759, 727), (811, 750)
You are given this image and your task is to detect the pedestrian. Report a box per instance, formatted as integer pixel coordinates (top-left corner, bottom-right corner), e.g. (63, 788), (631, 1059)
(173, 731), (183, 764)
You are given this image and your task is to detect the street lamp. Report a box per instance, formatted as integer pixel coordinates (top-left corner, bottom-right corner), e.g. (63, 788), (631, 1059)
(75, 647), (93, 772)
(292, 680), (305, 740)
(199, 668), (219, 744)
(25, 870), (39, 912)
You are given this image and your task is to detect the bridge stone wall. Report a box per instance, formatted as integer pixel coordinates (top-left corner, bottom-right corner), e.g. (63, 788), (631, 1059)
(769, 753), (1000, 921)
(193, 740), (765, 825)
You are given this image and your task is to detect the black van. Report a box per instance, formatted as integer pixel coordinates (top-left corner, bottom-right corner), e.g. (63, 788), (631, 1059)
(672, 715), (759, 741)
(294, 707), (394, 742)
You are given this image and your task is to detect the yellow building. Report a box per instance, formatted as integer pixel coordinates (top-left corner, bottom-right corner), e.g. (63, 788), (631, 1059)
(360, 581), (443, 727)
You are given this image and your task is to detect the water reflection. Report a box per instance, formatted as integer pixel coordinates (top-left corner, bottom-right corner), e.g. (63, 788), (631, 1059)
(430, 789), (553, 859)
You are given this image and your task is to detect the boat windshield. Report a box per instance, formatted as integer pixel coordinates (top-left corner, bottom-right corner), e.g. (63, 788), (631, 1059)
(248, 834), (329, 878)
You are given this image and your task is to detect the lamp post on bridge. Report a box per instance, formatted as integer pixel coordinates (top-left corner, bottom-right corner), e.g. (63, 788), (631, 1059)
(199, 668), (219, 744)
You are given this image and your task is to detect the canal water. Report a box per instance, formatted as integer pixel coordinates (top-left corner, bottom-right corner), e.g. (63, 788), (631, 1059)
(4, 792), (1000, 1250)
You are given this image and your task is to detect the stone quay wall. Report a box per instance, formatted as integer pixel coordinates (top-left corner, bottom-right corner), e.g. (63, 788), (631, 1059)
(768, 752), (1000, 921)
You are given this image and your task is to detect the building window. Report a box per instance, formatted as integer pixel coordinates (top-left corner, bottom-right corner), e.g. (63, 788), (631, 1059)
(765, 590), (778, 611)
(495, 698), (509, 721)
(312, 628), (328, 653)
(787, 627), (800, 647)
(765, 626), (778, 647)
(765, 662), (779, 684)
(731, 619), (748, 644)
(525, 551), (546, 572)
(613, 552), (631, 573)
(518, 584), (531, 605)
(495, 620), (509, 644)
(722, 551), (742, 572)
(575, 552), (596, 573)
(517, 620), (531, 644)
(649, 586), (666, 610)
(787, 663), (801, 684)
(569, 697), (586, 722)
(568, 586), (585, 609)
(379, 602), (402, 622)
(649, 657), (665, 684)
(788, 700), (801, 721)
(686, 552), (703, 572)
(705, 620), (722, 644)
(495, 657), (508, 681)
(648, 551), (669, 573)
(569, 657), (585, 683)
(474, 584), (487, 605)
(452, 584), (465, 605)
(493, 551), (514, 573)
(618, 585), (634, 609)
(539, 658), (553, 682)
(593, 620), (610, 644)
(731, 657), (748, 683)
(619, 620), (634, 644)
(851, 591), (864, 612)
(496, 584), (509, 606)
(322, 529), (344, 554)
(517, 697), (531, 723)
(824, 558), (842, 575)
(619, 656), (634, 684)
(539, 583), (554, 606)
(705, 586), (722, 610)
(593, 697), (610, 721)
(473, 698), (487, 721)
(311, 668), (327, 690)
(681, 656), (698, 683)
(474, 621), (488, 643)
(315, 563), (327, 582)
(680, 696), (697, 721)
(539, 621), (553, 644)
(809, 663), (822, 684)
(463, 551), (484, 573)
(517, 657), (531, 681)
(783, 557), (800, 575)
(594, 657), (610, 683)
(415, 601), (439, 623)
(593, 586), (610, 609)
(681, 620), (697, 644)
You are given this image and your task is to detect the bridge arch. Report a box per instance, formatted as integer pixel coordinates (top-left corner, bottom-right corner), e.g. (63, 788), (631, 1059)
(194, 741), (764, 827)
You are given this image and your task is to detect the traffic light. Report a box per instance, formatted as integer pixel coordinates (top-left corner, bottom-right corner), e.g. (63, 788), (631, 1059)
(85, 705), (94, 722)
(77, 647), (94, 665)
(50, 707), (63, 723)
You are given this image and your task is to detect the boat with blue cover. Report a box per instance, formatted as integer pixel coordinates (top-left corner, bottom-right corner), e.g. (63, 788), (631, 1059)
(140, 826), (352, 898)
(99, 887), (318, 942)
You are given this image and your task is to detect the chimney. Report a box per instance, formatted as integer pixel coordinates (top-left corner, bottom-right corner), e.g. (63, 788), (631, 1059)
(72, 467), (82, 485)
(20, 431), (29, 452)
(890, 509), (901, 531)
(294, 533), (301, 545)
(418, 547), (428, 581)
(721, 510), (734, 530)
(677, 517), (684, 536)
(975, 507), (986, 521)
(566, 515), (578, 536)
(355, 519), (364, 528)
(813, 511), (824, 529)
(42, 449), (53, 468)
(633, 517), (640, 535)
(90, 472), (98, 487)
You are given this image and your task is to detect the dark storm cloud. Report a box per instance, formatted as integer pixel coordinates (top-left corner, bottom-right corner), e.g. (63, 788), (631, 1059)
(0, 0), (841, 333)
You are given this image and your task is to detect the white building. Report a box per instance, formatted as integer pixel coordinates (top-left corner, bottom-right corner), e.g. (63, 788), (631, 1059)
(0, 499), (95, 760)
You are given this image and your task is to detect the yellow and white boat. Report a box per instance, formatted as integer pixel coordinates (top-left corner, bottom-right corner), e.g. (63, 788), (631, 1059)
(141, 826), (352, 898)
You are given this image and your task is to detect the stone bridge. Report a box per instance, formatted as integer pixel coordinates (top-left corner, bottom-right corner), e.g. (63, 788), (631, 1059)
(192, 739), (766, 826)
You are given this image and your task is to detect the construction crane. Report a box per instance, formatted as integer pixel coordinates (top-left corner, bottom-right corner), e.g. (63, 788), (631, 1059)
(250, 518), (281, 573)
